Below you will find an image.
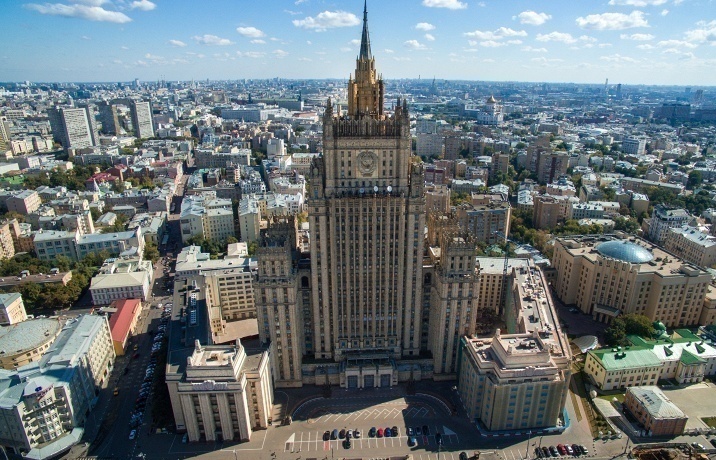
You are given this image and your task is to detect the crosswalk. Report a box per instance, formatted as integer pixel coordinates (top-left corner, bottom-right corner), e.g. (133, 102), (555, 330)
(284, 426), (460, 453)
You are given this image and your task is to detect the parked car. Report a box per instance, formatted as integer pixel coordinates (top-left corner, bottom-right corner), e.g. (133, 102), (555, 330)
(580, 446), (589, 455)
(377, 428), (384, 438)
(407, 427), (414, 436)
(368, 427), (376, 437)
(392, 426), (398, 436)
(354, 429), (361, 438)
(549, 446), (559, 457)
(323, 431), (330, 441)
(408, 436), (417, 447)
(460, 453), (468, 460)
(423, 425), (430, 435)
(557, 444), (567, 456)
(536, 447), (544, 458)
(415, 426), (422, 436)
(339, 428), (346, 439)
(565, 445), (573, 456)
(542, 447), (551, 458)
(129, 429), (137, 440)
(331, 429), (338, 440)
(384, 428), (392, 437)
(572, 444), (582, 455)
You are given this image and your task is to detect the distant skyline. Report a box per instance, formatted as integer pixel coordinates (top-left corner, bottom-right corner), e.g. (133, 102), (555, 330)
(1, 0), (715, 85)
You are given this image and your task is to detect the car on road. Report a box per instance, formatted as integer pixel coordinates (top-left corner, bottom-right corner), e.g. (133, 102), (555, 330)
(692, 443), (705, 451)
(368, 427), (376, 437)
(408, 436), (417, 447)
(129, 429), (137, 440)
(323, 431), (330, 441)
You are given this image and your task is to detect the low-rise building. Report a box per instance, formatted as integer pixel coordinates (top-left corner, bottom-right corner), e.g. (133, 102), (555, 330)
(5, 190), (41, 215)
(0, 293), (27, 325)
(108, 298), (142, 355)
(625, 386), (687, 437)
(89, 254), (153, 305)
(0, 318), (62, 370)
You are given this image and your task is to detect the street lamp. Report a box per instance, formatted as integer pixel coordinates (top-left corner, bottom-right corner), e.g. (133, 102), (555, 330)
(232, 449), (237, 460)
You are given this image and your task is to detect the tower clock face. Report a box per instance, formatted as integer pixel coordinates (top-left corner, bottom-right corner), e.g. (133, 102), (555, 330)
(357, 151), (378, 175)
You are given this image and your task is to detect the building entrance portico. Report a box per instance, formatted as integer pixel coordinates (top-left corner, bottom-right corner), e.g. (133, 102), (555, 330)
(340, 355), (396, 389)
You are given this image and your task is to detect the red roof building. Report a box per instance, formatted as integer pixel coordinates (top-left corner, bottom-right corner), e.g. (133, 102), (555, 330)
(108, 298), (142, 355)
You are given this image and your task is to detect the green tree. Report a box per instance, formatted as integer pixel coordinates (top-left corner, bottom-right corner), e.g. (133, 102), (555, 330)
(604, 319), (627, 347)
(688, 170), (703, 188)
(89, 207), (101, 221)
(143, 242), (160, 263)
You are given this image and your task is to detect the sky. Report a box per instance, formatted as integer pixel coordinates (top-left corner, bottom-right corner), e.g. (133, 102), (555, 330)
(1, 0), (715, 85)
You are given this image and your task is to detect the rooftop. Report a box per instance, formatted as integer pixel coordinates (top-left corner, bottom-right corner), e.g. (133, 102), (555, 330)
(627, 386), (686, 420)
(0, 318), (62, 357)
(597, 240), (654, 263)
(108, 299), (141, 343)
(589, 346), (663, 371)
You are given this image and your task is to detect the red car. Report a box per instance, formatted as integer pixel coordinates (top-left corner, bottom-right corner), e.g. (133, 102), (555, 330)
(557, 444), (567, 456)
(377, 428), (384, 438)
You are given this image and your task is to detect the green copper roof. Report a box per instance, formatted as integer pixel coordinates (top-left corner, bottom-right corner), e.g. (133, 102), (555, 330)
(590, 347), (662, 371)
(679, 349), (706, 365)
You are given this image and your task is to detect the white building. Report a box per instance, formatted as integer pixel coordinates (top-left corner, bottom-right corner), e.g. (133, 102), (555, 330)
(0, 293), (27, 325)
(89, 254), (153, 305)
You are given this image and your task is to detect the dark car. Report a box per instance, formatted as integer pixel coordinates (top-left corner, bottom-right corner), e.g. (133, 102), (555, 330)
(369, 427), (376, 438)
(392, 426), (399, 437)
(542, 447), (551, 458)
(549, 446), (559, 457)
(407, 427), (414, 436)
(346, 430), (352, 439)
(460, 453), (469, 460)
(423, 425), (430, 435)
(572, 444), (582, 455)
(408, 436), (417, 446)
(536, 447), (543, 458)
(343, 438), (351, 449)
(415, 426), (422, 436)
(323, 431), (330, 441)
(384, 428), (392, 437)
(331, 429), (338, 440)
(339, 429), (346, 439)
(557, 444), (567, 456)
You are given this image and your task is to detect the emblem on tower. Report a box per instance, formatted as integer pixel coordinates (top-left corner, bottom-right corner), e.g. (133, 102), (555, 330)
(357, 151), (378, 175)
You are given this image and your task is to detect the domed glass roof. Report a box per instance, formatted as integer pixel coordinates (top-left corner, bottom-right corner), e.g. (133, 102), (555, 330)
(596, 240), (654, 263)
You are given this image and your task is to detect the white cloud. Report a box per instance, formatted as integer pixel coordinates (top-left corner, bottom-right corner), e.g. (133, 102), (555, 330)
(81, 35), (90, 40)
(120, 45), (129, 50)
(480, 40), (504, 47)
(292, 11), (360, 31)
(168, 39), (186, 47)
(600, 53), (639, 63)
(660, 9), (669, 15)
(514, 11), (552, 26)
(576, 11), (648, 30)
(422, 0), (467, 9)
(415, 22), (435, 31)
(684, 20), (716, 43)
(425, 33), (435, 41)
(536, 31), (578, 44)
(464, 27), (527, 40)
(25, 3), (132, 23)
(284, 9), (302, 15)
(273, 49), (289, 58)
(192, 34), (233, 46)
(237, 51), (265, 58)
(298, 57), (312, 62)
(620, 33), (655, 40)
(251, 39), (266, 44)
(236, 26), (265, 38)
(384, 49), (395, 54)
(522, 46), (548, 52)
(608, 0), (666, 5)
(404, 40), (427, 50)
(637, 43), (655, 49)
(130, 0), (155, 11)
(350, 39), (361, 46)
(656, 39), (698, 48)
(531, 57), (564, 64)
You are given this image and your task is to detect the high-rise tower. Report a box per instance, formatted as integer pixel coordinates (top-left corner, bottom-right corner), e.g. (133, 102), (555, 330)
(308, 1), (425, 382)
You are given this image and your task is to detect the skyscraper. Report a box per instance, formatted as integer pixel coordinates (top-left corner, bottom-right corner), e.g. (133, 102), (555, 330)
(130, 100), (154, 139)
(256, 2), (426, 388)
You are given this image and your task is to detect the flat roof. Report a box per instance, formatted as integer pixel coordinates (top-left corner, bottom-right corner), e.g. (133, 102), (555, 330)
(0, 318), (62, 356)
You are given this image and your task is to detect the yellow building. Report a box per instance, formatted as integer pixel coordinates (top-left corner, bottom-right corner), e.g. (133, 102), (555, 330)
(0, 318), (62, 370)
(552, 235), (712, 327)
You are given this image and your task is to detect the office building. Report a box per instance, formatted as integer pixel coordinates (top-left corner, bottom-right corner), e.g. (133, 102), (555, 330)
(165, 339), (273, 442)
(552, 235), (713, 327)
(621, 137), (647, 156)
(89, 253), (153, 305)
(0, 293), (27, 326)
(130, 100), (154, 138)
(647, 205), (690, 245)
(625, 386), (687, 436)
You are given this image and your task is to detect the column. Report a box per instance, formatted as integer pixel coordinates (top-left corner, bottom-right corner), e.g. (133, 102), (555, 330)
(217, 393), (234, 441)
(198, 394), (215, 441)
(180, 394), (200, 442)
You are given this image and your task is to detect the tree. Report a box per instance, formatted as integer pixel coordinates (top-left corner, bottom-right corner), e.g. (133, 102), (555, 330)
(604, 319), (627, 347)
(105, 214), (129, 233)
(688, 170), (703, 188)
(603, 314), (655, 347)
(89, 207), (102, 221)
(247, 240), (259, 256)
(143, 242), (160, 263)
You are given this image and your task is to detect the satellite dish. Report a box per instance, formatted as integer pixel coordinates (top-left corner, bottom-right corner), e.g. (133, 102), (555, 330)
(387, 186), (392, 192)
(373, 186), (378, 192)
(359, 188), (365, 194)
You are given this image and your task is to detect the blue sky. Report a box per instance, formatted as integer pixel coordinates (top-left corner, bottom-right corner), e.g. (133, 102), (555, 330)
(1, 0), (715, 85)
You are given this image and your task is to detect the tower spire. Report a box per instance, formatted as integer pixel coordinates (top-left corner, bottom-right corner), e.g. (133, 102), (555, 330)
(359, 0), (372, 60)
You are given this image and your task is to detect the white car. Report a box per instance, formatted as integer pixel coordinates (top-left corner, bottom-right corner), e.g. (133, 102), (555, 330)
(129, 429), (137, 440)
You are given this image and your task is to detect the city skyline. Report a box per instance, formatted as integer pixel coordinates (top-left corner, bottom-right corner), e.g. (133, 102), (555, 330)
(1, 0), (715, 86)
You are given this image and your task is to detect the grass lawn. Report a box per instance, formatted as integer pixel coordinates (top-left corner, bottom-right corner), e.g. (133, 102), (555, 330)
(597, 393), (625, 404)
(702, 417), (716, 429)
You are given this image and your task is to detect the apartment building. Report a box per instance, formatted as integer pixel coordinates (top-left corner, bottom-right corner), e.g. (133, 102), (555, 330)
(0, 293), (27, 326)
(5, 190), (41, 215)
(664, 226), (716, 268)
(0, 220), (15, 260)
(647, 205), (690, 245)
(456, 194), (511, 245)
